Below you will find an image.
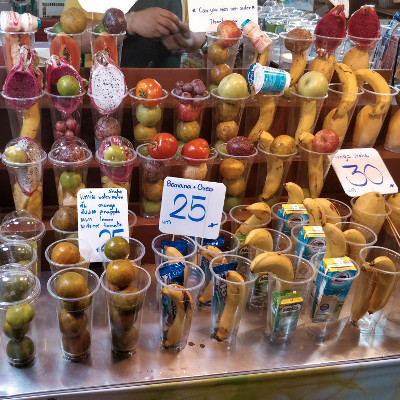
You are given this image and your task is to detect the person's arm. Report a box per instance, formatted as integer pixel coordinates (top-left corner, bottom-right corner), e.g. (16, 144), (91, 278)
(161, 23), (206, 54)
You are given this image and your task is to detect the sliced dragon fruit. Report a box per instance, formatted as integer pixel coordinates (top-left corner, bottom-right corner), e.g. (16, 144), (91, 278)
(3, 46), (42, 110)
(46, 55), (84, 114)
(98, 136), (134, 183)
(89, 50), (127, 114)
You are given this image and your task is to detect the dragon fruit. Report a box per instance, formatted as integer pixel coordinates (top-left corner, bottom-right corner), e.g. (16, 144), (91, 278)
(348, 6), (381, 50)
(46, 55), (84, 114)
(3, 46), (42, 110)
(89, 50), (127, 114)
(98, 136), (134, 183)
(314, 5), (347, 56)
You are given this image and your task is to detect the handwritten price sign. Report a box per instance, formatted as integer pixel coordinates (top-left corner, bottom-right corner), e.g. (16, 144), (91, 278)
(331, 148), (398, 197)
(159, 177), (225, 239)
(77, 188), (129, 262)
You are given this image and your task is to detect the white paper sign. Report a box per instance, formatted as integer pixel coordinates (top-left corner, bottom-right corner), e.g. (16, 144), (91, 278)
(331, 148), (398, 197)
(78, 0), (137, 14)
(77, 188), (129, 262)
(187, 0), (257, 32)
(329, 0), (349, 18)
(159, 177), (226, 239)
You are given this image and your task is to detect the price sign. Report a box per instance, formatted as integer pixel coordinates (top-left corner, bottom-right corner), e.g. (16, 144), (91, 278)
(77, 188), (129, 262)
(331, 148), (398, 197)
(159, 177), (226, 239)
(187, 0), (257, 32)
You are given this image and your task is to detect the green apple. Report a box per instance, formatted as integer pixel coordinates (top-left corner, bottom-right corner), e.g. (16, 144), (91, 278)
(217, 101), (239, 121)
(297, 71), (329, 98)
(135, 104), (162, 127)
(134, 123), (157, 144)
(141, 198), (161, 214)
(59, 171), (82, 190)
(176, 120), (200, 142)
(218, 73), (248, 99)
(4, 145), (28, 163)
(223, 196), (241, 212)
(104, 145), (127, 162)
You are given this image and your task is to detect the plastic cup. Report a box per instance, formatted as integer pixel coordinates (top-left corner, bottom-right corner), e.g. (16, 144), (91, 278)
(48, 138), (92, 208)
(247, 228), (292, 260)
(47, 91), (85, 142)
(385, 104), (400, 153)
(211, 88), (247, 149)
(0, 242), (38, 275)
(129, 88), (168, 148)
(322, 198), (352, 227)
(278, 31), (314, 70)
(0, 210), (46, 277)
(88, 28), (125, 66)
(311, 34), (346, 59)
(136, 144), (174, 218)
(1, 91), (44, 143)
(47, 267), (100, 361)
(381, 195), (400, 252)
(270, 202), (309, 236)
(95, 136), (137, 197)
(256, 142), (296, 206)
(128, 210), (137, 237)
(320, 83), (364, 147)
(156, 261), (205, 351)
(338, 35), (382, 66)
(350, 196), (391, 236)
(0, 266), (40, 367)
(291, 225), (326, 262)
(349, 246), (400, 332)
(265, 254), (315, 343)
(218, 143), (258, 212)
(334, 221), (377, 268)
(295, 145), (337, 199)
(50, 216), (78, 241)
(210, 254), (257, 347)
(352, 85), (398, 148)
(171, 88), (209, 144)
(181, 148), (217, 181)
(45, 238), (92, 275)
(100, 264), (150, 356)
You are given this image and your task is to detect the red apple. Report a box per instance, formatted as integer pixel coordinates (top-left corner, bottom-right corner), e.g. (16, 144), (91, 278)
(312, 129), (340, 153)
(177, 102), (201, 122)
(217, 20), (241, 48)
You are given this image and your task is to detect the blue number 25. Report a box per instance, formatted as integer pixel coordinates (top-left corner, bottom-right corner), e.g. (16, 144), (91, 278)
(170, 194), (206, 222)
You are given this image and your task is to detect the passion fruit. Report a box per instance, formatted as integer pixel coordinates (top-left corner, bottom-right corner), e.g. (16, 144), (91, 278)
(51, 242), (81, 265)
(52, 207), (79, 232)
(58, 308), (88, 336)
(112, 286), (142, 314)
(55, 271), (88, 299)
(104, 237), (130, 260)
(106, 259), (137, 288)
(6, 303), (34, 329)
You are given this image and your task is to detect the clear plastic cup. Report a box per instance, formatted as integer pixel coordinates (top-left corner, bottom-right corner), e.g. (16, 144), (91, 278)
(385, 105), (400, 153)
(156, 261), (205, 351)
(48, 138), (92, 208)
(181, 148), (217, 181)
(130, 88), (168, 148)
(0, 242), (37, 275)
(211, 88), (247, 149)
(45, 238), (92, 275)
(270, 202), (309, 236)
(100, 264), (151, 356)
(256, 142), (296, 205)
(210, 254), (257, 347)
(196, 230), (240, 307)
(350, 246), (400, 332)
(218, 143), (258, 212)
(381, 194), (400, 251)
(278, 31), (314, 70)
(265, 254), (315, 343)
(0, 265), (40, 367)
(96, 136), (137, 197)
(311, 34), (346, 59)
(247, 228), (292, 260)
(291, 225), (326, 262)
(128, 210), (137, 237)
(88, 28), (125, 66)
(338, 35), (382, 66)
(50, 216), (78, 241)
(136, 144), (174, 218)
(0, 210), (46, 277)
(321, 198), (352, 227)
(47, 267), (100, 361)
(1, 91), (44, 143)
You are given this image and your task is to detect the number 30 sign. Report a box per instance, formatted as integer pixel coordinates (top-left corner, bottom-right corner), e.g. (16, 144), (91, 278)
(331, 148), (398, 196)
(159, 177), (226, 239)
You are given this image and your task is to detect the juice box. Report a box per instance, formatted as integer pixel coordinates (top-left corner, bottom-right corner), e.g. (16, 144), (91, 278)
(295, 226), (326, 262)
(276, 204), (308, 236)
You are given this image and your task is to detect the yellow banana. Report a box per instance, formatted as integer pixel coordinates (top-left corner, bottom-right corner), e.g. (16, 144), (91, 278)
(261, 155), (284, 202)
(245, 228), (273, 251)
(303, 198), (326, 226)
(284, 182), (304, 204)
(322, 222), (347, 258)
(294, 99), (317, 144)
(308, 54), (335, 82)
(248, 95), (276, 143)
(298, 131), (314, 150)
(216, 270), (246, 341)
(343, 228), (366, 267)
(235, 203), (271, 236)
(315, 198), (342, 227)
(334, 63), (359, 117)
(289, 52), (307, 85)
(253, 47), (271, 66)
(199, 245), (222, 262)
(385, 109), (400, 151)
(250, 252), (294, 281)
(351, 263), (375, 323)
(352, 104), (384, 148)
(257, 131), (274, 151)
(161, 284), (193, 348)
(308, 152), (324, 198)
(322, 107), (349, 144)
(20, 103), (40, 139)
(342, 47), (370, 71)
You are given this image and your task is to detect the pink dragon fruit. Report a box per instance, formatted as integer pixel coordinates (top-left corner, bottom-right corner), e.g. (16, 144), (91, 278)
(46, 55), (84, 114)
(98, 136), (134, 183)
(89, 50), (127, 114)
(3, 46), (42, 110)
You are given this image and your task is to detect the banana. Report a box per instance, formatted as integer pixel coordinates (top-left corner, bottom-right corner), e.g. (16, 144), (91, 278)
(352, 104), (384, 148)
(298, 131), (314, 150)
(20, 103), (40, 139)
(294, 99), (317, 144)
(164, 246), (187, 284)
(322, 108), (349, 144)
(384, 193), (400, 237)
(334, 63), (359, 117)
(248, 95), (276, 143)
(351, 263), (375, 323)
(245, 228), (273, 251)
(305, 146), (324, 199)
(261, 155), (284, 202)
(250, 252), (294, 281)
(289, 52), (307, 85)
(258, 130), (274, 151)
(161, 284), (193, 348)
(253, 47), (271, 66)
(322, 222), (347, 258)
(303, 198), (326, 226)
(215, 270), (246, 341)
(343, 228), (366, 267)
(308, 54), (335, 82)
(199, 245), (222, 262)
(354, 69), (391, 116)
(235, 203), (271, 236)
(385, 109), (400, 151)
(315, 198), (342, 227)
(284, 182), (305, 204)
(342, 47), (370, 71)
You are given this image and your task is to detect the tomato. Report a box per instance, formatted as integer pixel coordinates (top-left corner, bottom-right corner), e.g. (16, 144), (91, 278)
(181, 139), (210, 165)
(147, 133), (178, 159)
(135, 78), (163, 108)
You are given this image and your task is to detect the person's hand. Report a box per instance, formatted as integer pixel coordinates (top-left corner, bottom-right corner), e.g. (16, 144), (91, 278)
(161, 24), (205, 54)
(126, 8), (180, 37)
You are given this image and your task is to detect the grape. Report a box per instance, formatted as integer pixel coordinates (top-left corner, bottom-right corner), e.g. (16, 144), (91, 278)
(193, 81), (206, 96)
(55, 121), (66, 132)
(182, 83), (193, 93)
(64, 130), (75, 140)
(175, 81), (184, 89)
(191, 78), (203, 86)
(74, 124), (81, 135)
(66, 118), (78, 130)
(54, 130), (64, 141)
(174, 88), (183, 96)
(182, 92), (192, 99)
